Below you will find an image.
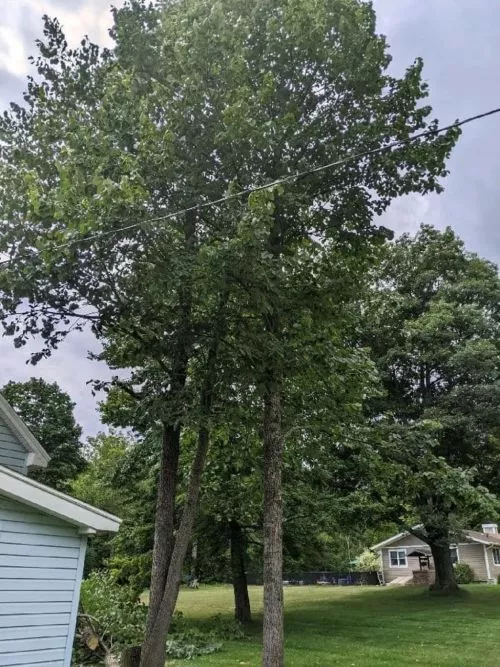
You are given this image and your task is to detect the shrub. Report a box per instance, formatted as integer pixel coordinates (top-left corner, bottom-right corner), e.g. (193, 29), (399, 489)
(74, 574), (246, 663)
(355, 549), (381, 572)
(454, 562), (475, 584)
(74, 570), (147, 663)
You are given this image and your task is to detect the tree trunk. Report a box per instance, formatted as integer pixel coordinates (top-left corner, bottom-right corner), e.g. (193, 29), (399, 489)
(230, 519), (252, 623)
(142, 210), (196, 662)
(262, 386), (284, 667)
(121, 646), (142, 667)
(190, 540), (198, 581)
(429, 540), (459, 593)
(140, 425), (212, 666)
(145, 424), (180, 634)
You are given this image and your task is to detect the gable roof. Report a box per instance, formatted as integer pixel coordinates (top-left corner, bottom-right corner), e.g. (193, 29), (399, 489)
(372, 527), (500, 551)
(371, 526), (424, 551)
(465, 530), (500, 546)
(0, 393), (50, 469)
(0, 464), (121, 533)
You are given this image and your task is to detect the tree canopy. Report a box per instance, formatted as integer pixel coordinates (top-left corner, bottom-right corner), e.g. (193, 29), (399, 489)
(2, 378), (85, 490)
(363, 225), (500, 591)
(0, 0), (461, 662)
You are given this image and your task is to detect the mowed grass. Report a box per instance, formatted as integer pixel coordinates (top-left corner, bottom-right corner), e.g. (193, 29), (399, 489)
(170, 584), (500, 665)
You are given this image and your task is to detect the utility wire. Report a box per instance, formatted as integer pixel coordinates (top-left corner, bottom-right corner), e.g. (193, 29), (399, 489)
(1, 105), (500, 269)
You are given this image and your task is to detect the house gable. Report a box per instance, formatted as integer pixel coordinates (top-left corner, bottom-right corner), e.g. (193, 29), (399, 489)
(0, 415), (29, 475)
(380, 534), (428, 550)
(0, 394), (50, 474)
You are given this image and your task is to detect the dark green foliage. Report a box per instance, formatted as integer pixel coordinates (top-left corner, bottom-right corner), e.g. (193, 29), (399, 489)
(2, 378), (85, 490)
(363, 225), (500, 589)
(76, 570), (147, 661)
(454, 562), (475, 584)
(72, 432), (158, 590)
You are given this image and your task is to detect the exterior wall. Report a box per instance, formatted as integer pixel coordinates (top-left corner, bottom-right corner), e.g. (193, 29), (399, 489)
(485, 546), (500, 581)
(0, 495), (87, 667)
(380, 533), (494, 583)
(457, 543), (489, 581)
(383, 534), (429, 549)
(380, 536), (429, 582)
(0, 416), (27, 475)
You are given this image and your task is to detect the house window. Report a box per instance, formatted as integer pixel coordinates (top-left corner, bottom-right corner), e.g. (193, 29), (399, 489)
(389, 549), (407, 568)
(450, 547), (458, 564)
(493, 548), (500, 565)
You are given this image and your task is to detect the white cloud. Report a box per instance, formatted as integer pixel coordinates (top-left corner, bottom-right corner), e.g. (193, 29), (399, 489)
(1, 0), (123, 77)
(2, 0), (500, 433)
(0, 0), (123, 435)
(0, 327), (112, 437)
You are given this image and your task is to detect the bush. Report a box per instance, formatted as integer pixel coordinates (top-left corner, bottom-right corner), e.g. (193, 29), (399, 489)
(354, 549), (381, 572)
(454, 562), (475, 584)
(74, 574), (247, 664)
(74, 570), (147, 663)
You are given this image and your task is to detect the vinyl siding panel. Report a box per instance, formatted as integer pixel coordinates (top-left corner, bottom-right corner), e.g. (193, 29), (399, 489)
(379, 535), (428, 582)
(381, 548), (422, 582)
(0, 418), (27, 476)
(457, 543), (488, 580)
(384, 534), (429, 549)
(0, 495), (87, 667)
(485, 546), (500, 580)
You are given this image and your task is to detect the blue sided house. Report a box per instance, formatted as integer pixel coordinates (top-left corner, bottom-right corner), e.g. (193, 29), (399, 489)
(0, 392), (121, 667)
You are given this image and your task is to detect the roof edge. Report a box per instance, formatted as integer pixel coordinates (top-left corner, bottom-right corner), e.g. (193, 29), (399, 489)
(371, 525), (424, 551)
(0, 464), (121, 533)
(0, 394), (50, 468)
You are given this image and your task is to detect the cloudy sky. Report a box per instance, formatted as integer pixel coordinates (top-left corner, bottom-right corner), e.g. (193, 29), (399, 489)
(1, 0), (500, 436)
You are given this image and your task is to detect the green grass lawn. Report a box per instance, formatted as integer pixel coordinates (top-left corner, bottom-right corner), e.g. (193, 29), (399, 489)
(170, 584), (500, 665)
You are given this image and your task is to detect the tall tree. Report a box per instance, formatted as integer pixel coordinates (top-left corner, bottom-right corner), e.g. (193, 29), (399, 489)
(364, 225), (500, 592)
(0, 1), (458, 664)
(2, 378), (85, 490)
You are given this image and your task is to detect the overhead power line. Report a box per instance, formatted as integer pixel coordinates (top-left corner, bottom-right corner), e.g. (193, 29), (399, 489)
(1, 105), (500, 269)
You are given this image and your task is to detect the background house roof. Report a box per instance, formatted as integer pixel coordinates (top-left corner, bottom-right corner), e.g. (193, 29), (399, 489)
(0, 392), (50, 469)
(372, 528), (500, 551)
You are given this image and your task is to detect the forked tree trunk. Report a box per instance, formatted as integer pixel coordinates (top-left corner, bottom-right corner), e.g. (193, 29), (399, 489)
(145, 424), (180, 635)
(262, 386), (284, 667)
(140, 333), (220, 666)
(140, 425), (212, 666)
(230, 519), (252, 623)
(429, 540), (459, 593)
(142, 210), (196, 662)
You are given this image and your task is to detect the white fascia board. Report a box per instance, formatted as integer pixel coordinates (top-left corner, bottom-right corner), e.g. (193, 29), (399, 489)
(466, 535), (492, 545)
(371, 525), (424, 551)
(0, 464), (121, 533)
(0, 394), (50, 468)
(371, 532), (409, 551)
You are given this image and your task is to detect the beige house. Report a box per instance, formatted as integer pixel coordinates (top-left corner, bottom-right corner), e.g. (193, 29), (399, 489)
(372, 523), (500, 584)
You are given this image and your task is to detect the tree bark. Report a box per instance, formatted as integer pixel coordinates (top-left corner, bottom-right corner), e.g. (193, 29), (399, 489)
(145, 424), (180, 635)
(230, 519), (252, 623)
(142, 210), (196, 662)
(429, 540), (459, 593)
(121, 646), (142, 667)
(190, 540), (198, 581)
(140, 425), (212, 666)
(262, 386), (284, 667)
(140, 332), (220, 666)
